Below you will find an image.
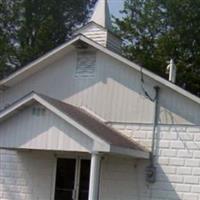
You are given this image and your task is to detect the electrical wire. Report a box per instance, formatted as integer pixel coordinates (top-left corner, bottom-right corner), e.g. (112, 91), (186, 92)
(140, 66), (157, 102)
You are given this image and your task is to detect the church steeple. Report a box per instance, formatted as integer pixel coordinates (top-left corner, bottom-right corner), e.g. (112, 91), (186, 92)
(75, 0), (121, 54)
(90, 0), (112, 30)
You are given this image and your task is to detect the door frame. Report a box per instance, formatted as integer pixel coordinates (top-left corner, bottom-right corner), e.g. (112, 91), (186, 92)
(51, 153), (90, 200)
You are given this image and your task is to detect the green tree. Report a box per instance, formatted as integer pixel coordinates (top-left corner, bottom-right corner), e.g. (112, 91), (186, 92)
(0, 0), (97, 78)
(115, 0), (200, 96)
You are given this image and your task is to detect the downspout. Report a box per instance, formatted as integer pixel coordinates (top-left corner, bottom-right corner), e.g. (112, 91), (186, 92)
(150, 86), (160, 165)
(146, 86), (160, 183)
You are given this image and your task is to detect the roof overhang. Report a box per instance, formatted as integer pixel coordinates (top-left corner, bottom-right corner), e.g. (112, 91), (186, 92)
(0, 92), (149, 159)
(0, 34), (199, 105)
(0, 36), (79, 88)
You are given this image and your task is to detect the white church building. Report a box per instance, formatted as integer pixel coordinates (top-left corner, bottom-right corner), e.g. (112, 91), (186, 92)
(0, 0), (200, 200)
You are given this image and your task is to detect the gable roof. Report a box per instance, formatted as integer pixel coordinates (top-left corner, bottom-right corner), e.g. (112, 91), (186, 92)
(0, 92), (149, 158)
(0, 34), (199, 106)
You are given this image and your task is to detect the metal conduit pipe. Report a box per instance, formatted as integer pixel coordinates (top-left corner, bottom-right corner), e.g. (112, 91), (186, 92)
(151, 86), (160, 164)
(146, 86), (160, 183)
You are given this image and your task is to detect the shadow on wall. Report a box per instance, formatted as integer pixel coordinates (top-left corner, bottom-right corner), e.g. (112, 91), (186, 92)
(120, 120), (200, 200)
(137, 123), (200, 200)
(3, 50), (200, 125)
(140, 125), (182, 200)
(137, 159), (182, 200)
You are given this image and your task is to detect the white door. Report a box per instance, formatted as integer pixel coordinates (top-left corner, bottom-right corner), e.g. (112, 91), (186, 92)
(54, 158), (90, 200)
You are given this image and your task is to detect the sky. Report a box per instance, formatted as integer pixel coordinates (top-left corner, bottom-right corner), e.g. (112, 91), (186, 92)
(108, 0), (124, 18)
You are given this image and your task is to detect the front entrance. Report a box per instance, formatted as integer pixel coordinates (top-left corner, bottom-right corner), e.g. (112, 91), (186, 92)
(54, 158), (91, 200)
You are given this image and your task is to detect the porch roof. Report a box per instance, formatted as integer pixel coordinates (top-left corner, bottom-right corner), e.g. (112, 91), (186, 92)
(0, 92), (149, 159)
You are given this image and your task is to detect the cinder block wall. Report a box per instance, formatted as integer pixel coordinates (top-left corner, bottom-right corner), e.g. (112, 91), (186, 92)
(0, 149), (142, 200)
(0, 150), (55, 200)
(112, 123), (200, 200)
(0, 124), (200, 200)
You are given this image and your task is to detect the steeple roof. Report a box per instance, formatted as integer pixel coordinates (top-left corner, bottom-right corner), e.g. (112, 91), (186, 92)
(74, 0), (121, 53)
(90, 0), (112, 30)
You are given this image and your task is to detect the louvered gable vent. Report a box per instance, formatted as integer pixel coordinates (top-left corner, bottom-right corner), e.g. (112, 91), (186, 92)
(75, 51), (96, 77)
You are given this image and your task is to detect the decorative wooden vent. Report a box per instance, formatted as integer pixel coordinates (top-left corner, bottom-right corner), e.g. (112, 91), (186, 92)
(32, 107), (46, 116)
(75, 51), (96, 77)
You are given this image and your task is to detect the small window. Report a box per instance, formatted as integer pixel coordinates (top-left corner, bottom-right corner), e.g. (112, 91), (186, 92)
(75, 51), (96, 77)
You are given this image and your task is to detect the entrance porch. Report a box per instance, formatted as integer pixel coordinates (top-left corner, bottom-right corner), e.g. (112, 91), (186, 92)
(0, 92), (149, 200)
(0, 149), (148, 200)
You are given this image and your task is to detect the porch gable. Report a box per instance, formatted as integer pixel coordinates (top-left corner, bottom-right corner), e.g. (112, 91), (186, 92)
(0, 92), (149, 159)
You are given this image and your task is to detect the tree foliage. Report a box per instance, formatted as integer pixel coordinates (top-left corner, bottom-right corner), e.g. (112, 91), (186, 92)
(0, 0), (97, 78)
(115, 0), (200, 96)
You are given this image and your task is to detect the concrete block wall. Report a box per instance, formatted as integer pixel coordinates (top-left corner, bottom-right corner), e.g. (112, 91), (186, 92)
(0, 124), (200, 200)
(0, 149), (55, 200)
(111, 123), (200, 200)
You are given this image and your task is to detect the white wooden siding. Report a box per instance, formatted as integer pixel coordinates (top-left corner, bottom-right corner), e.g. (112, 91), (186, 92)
(79, 24), (107, 47)
(100, 156), (141, 200)
(76, 23), (121, 53)
(0, 50), (199, 125)
(0, 103), (93, 151)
